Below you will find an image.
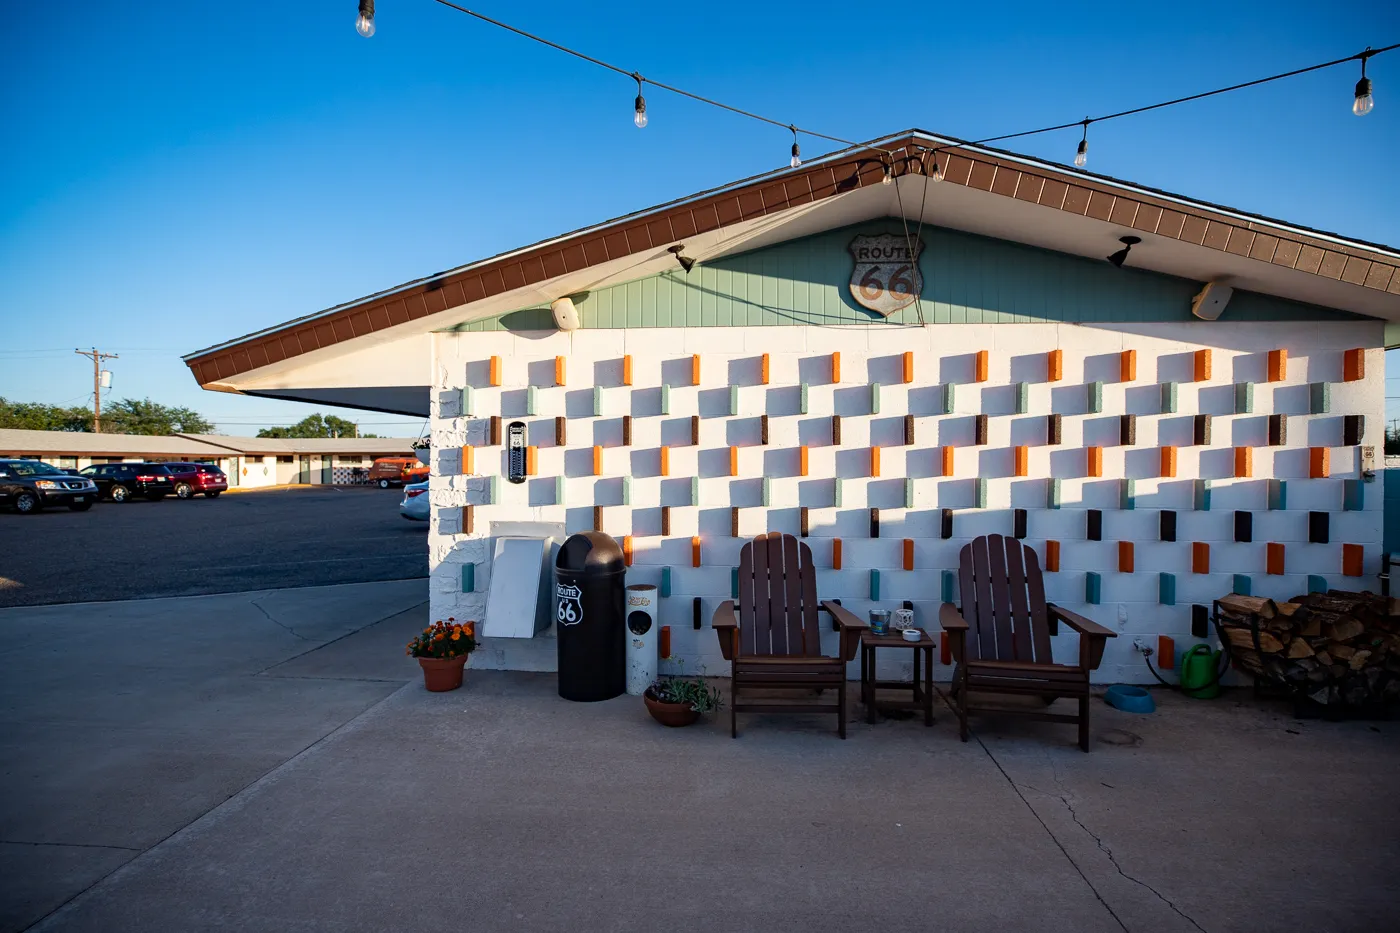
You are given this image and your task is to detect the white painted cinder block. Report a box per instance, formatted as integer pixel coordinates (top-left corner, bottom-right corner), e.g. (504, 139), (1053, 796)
(427, 321), (1385, 680)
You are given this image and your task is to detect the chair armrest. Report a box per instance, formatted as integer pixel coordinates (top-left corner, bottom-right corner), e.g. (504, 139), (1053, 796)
(712, 600), (738, 661)
(939, 602), (969, 632)
(821, 601), (866, 662)
(1048, 603), (1115, 671)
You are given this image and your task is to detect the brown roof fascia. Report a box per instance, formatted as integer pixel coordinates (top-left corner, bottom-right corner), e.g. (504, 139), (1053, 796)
(185, 133), (1399, 386)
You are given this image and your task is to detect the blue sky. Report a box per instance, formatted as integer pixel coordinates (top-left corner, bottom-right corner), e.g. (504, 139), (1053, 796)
(1, 1), (1397, 436)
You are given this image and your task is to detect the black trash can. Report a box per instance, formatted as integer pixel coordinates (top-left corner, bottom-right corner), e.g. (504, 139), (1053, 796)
(554, 531), (626, 701)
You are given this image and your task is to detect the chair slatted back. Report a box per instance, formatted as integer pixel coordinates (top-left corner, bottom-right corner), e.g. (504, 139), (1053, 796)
(957, 534), (1053, 663)
(737, 532), (821, 657)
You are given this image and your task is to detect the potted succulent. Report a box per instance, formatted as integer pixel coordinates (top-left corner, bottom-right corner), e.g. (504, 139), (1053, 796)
(406, 618), (477, 692)
(643, 672), (722, 727)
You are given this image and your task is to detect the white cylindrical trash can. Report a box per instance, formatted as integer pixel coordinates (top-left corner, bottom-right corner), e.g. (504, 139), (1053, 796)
(625, 584), (658, 696)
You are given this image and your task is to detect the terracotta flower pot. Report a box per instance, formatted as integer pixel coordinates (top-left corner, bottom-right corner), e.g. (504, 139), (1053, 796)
(644, 692), (700, 727)
(418, 654), (469, 692)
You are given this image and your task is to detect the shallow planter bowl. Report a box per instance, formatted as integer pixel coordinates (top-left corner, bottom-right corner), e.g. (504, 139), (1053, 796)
(644, 693), (701, 727)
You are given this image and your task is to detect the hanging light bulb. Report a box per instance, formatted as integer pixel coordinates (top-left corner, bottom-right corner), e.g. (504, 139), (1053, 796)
(633, 74), (647, 128)
(789, 126), (801, 168)
(928, 151), (944, 182)
(881, 160), (894, 186)
(1074, 119), (1090, 167)
(1353, 51), (1374, 116)
(355, 0), (376, 37)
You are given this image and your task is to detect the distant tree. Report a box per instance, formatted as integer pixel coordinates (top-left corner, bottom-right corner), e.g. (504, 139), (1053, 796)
(101, 398), (215, 435)
(1387, 423), (1400, 456)
(257, 413), (369, 439)
(0, 397), (93, 432)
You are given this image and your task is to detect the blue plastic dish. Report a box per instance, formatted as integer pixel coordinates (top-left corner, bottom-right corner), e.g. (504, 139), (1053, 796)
(1104, 684), (1156, 714)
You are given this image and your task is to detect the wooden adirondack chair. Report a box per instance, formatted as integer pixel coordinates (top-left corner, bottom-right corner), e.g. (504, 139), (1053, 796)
(939, 534), (1116, 752)
(713, 532), (866, 738)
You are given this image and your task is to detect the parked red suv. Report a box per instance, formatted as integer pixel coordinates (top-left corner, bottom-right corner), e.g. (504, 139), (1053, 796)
(163, 462), (229, 499)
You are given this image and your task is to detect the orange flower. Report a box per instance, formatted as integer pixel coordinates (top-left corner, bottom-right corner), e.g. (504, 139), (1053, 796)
(462, 623), (474, 636)
(451, 632), (461, 641)
(434, 632), (445, 641)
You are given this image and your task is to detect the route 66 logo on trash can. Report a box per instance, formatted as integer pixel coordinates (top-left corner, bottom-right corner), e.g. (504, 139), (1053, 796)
(848, 233), (923, 316)
(556, 582), (583, 626)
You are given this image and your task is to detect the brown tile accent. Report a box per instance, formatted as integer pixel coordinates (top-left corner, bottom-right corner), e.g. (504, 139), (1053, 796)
(1249, 234), (1279, 262)
(1085, 191), (1115, 222)
(1179, 215), (1208, 245)
(1365, 263), (1394, 291)
(1038, 178), (1068, 210)
(1013, 173), (1044, 203)
(1155, 210), (1186, 239)
(1295, 245), (1325, 274)
(967, 160), (997, 191)
(1062, 185), (1091, 215)
(1130, 204), (1162, 233)
(1224, 228), (1255, 257)
(1202, 222), (1232, 251)
(1341, 256), (1371, 285)
(990, 166), (1019, 198)
(1108, 198), (1138, 227)
(1317, 251), (1348, 280)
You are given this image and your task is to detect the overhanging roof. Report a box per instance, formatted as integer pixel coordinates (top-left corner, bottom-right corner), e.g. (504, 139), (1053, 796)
(184, 129), (1400, 392)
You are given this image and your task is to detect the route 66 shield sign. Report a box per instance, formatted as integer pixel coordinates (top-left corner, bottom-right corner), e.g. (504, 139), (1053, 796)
(556, 582), (583, 626)
(848, 233), (924, 316)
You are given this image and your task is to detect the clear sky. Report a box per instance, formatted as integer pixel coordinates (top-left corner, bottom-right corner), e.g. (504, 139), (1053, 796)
(2, 1), (1397, 436)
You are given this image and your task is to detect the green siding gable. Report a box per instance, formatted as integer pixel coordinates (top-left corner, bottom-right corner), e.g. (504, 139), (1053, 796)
(442, 221), (1359, 333)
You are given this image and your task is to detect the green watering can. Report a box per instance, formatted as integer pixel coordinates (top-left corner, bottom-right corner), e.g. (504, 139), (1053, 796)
(1180, 644), (1222, 699)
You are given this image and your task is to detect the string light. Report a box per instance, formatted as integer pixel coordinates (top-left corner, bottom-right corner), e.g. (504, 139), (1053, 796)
(881, 160), (894, 185)
(1074, 120), (1089, 167)
(1354, 49), (1375, 115)
(789, 126), (801, 168)
(633, 74), (648, 128)
(355, 0), (375, 37)
(924, 150), (944, 182)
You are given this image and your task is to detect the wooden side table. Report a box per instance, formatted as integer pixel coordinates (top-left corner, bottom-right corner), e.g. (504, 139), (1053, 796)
(860, 630), (935, 726)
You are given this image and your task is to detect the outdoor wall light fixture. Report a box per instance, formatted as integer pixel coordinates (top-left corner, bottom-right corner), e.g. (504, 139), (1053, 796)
(1354, 49), (1375, 115)
(668, 245), (696, 274)
(1107, 235), (1141, 268)
(633, 73), (648, 128)
(355, 0), (375, 37)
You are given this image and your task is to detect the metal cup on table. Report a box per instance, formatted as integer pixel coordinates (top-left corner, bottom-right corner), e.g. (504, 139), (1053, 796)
(869, 609), (891, 635)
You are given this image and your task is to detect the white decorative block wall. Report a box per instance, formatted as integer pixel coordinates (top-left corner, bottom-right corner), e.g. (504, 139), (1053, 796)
(430, 321), (1384, 683)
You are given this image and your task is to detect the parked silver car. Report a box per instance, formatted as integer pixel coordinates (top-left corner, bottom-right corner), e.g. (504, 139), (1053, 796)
(399, 481), (429, 521)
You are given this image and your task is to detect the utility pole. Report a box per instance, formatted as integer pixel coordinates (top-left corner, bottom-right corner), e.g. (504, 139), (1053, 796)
(74, 348), (118, 433)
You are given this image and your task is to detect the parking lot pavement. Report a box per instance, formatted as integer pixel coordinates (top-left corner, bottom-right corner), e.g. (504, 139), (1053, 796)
(0, 486), (427, 608)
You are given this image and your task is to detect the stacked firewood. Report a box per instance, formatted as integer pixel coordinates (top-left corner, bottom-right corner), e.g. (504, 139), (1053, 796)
(1215, 591), (1400, 709)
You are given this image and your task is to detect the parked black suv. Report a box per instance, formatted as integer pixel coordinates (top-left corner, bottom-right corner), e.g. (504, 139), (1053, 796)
(78, 463), (176, 502)
(0, 459), (99, 513)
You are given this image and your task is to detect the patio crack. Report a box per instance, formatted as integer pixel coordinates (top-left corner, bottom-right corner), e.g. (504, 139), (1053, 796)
(1041, 755), (1208, 933)
(250, 595), (310, 641)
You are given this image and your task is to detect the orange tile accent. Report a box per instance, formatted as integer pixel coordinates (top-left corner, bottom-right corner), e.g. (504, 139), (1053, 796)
(940, 631), (951, 665)
(799, 445), (809, 477)
(460, 445), (473, 475)
(691, 354), (701, 386)
(1343, 543), (1364, 577)
(1014, 445), (1029, 477)
(1192, 542), (1210, 574)
(1045, 540), (1061, 572)
(489, 355), (501, 386)
(940, 446), (954, 476)
(870, 446), (881, 477)
(1087, 446), (1103, 478)
(1309, 447), (1330, 478)
(760, 353), (770, 385)
(1160, 446), (1177, 478)
(974, 350), (989, 383)
(622, 536), (633, 567)
(1266, 542), (1285, 575)
(903, 539), (915, 571)
(691, 536), (701, 568)
(525, 446), (537, 475)
(1343, 347), (1365, 382)
(832, 538), (843, 570)
(831, 352), (841, 383)
(1266, 349), (1287, 382)
(622, 355), (633, 386)
(1193, 348), (1212, 382)
(1234, 446), (1252, 478)
(1158, 636), (1175, 669)
(902, 351), (914, 384)
(1047, 349), (1063, 382)
(1118, 541), (1134, 573)
(729, 446), (739, 477)
(554, 356), (566, 386)
(659, 446), (669, 476)
(593, 446), (603, 476)
(1120, 349), (1137, 382)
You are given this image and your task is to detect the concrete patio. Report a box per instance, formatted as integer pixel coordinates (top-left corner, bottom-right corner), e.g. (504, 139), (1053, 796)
(2, 582), (1397, 933)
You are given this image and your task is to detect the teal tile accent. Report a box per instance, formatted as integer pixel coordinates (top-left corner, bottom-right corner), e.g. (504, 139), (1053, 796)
(461, 563), (475, 593)
(1047, 477), (1061, 509)
(941, 383), (955, 414)
(555, 475), (565, 505)
(871, 383), (881, 415)
(460, 386), (473, 418)
(592, 386), (603, 417)
(1087, 381), (1103, 414)
(974, 477), (987, 509)
(1160, 382), (1177, 414)
(799, 383), (809, 414)
(1120, 478), (1136, 511)
(660, 566), (671, 598)
(1344, 479), (1364, 511)
(1233, 574), (1252, 596)
(526, 385), (538, 416)
(1308, 574), (1327, 594)
(1158, 572), (1175, 606)
(870, 569), (881, 601)
(731, 566), (739, 599)
(761, 477), (771, 507)
(621, 476), (631, 506)
(443, 222), (1360, 333)
(689, 476), (698, 506)
(1267, 479), (1286, 511)
(904, 477), (914, 509)
(488, 475), (499, 505)
(1085, 572), (1102, 605)
(660, 384), (670, 416)
(942, 570), (956, 604)
(833, 477), (843, 508)
(1309, 382), (1330, 414)
(1193, 479), (1211, 511)
(728, 385), (739, 416)
(1015, 382), (1029, 415)
(1233, 382), (1253, 414)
